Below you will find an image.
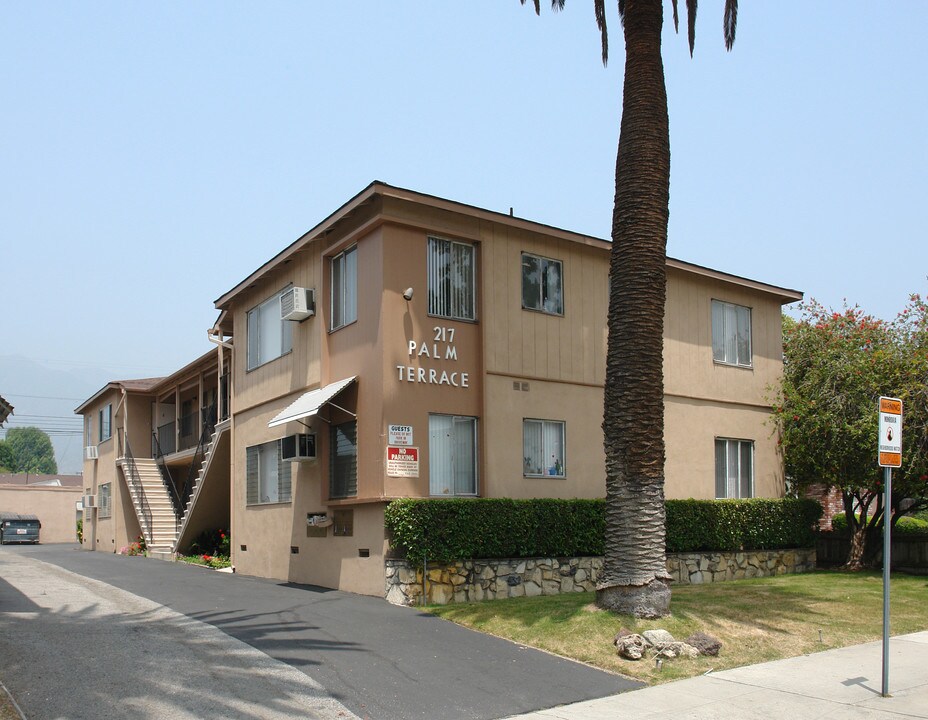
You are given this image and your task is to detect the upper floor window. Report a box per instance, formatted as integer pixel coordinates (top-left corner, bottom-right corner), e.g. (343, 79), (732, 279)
(428, 236), (475, 321)
(329, 420), (358, 499)
(99, 404), (112, 443)
(331, 246), (358, 331)
(247, 288), (294, 371)
(246, 440), (292, 505)
(523, 419), (565, 477)
(715, 438), (754, 499)
(522, 253), (563, 315)
(712, 299), (752, 367)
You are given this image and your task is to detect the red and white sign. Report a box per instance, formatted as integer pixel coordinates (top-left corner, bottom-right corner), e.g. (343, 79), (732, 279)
(386, 446), (419, 478)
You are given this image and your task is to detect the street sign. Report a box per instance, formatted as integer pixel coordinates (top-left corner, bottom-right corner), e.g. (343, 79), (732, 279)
(878, 396), (902, 468)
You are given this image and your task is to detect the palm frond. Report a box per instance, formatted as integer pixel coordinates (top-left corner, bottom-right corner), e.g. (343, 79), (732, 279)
(723, 0), (738, 50)
(595, 0), (609, 65)
(671, 0), (679, 33)
(519, 0), (542, 15)
(686, 0), (698, 57)
(551, 0), (566, 10)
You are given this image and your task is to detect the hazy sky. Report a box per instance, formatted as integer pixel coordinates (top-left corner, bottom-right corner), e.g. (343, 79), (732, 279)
(3, 1), (927, 384)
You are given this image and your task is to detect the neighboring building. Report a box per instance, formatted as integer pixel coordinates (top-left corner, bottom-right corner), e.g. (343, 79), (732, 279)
(77, 182), (801, 596)
(0, 474), (82, 543)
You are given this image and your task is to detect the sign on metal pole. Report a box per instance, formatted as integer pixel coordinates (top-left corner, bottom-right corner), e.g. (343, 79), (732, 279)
(878, 396), (902, 698)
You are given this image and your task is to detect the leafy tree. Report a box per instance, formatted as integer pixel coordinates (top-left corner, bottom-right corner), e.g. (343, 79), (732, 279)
(522, 0), (738, 617)
(0, 427), (58, 474)
(770, 297), (928, 569)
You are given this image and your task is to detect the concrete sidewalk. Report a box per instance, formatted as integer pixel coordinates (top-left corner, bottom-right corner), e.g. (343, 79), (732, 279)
(508, 631), (928, 719)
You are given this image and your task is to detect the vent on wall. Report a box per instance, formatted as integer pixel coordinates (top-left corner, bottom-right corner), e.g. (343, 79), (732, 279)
(280, 287), (315, 321)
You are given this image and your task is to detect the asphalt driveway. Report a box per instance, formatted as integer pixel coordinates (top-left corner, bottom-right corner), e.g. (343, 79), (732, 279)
(2, 545), (638, 719)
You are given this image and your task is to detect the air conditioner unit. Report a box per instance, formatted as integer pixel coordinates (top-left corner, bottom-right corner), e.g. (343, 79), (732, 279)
(280, 287), (315, 322)
(307, 514), (333, 528)
(281, 433), (316, 461)
(82, 495), (97, 509)
(84, 446), (99, 460)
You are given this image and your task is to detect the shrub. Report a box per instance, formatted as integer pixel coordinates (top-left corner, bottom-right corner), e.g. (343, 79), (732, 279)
(385, 497), (822, 564)
(832, 513), (928, 536)
(76, 519), (83, 544)
(188, 528), (230, 556)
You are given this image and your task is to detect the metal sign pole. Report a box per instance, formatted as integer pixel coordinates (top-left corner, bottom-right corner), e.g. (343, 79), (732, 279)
(882, 465), (892, 698)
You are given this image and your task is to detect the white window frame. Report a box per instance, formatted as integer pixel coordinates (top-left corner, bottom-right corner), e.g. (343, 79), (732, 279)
(247, 287), (294, 371)
(99, 404), (112, 443)
(715, 438), (754, 499)
(330, 246), (358, 331)
(711, 299), (753, 368)
(523, 418), (566, 477)
(427, 236), (476, 321)
(521, 253), (564, 316)
(428, 414), (478, 496)
(329, 420), (358, 499)
(98, 482), (112, 518)
(245, 440), (292, 505)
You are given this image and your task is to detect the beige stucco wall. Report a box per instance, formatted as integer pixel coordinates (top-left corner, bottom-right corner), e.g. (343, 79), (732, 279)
(664, 397), (783, 500)
(0, 486), (82, 543)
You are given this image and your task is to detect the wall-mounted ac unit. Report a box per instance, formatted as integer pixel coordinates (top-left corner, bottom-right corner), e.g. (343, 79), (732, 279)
(82, 495), (97, 509)
(84, 446), (99, 460)
(281, 433), (316, 461)
(280, 287), (315, 322)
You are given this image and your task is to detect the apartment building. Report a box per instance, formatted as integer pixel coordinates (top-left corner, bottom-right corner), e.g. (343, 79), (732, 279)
(78, 182), (801, 596)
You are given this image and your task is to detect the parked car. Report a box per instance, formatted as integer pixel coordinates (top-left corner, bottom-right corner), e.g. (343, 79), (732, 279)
(0, 512), (41, 544)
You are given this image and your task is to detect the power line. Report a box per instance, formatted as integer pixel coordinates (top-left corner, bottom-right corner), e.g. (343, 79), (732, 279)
(2, 393), (85, 401)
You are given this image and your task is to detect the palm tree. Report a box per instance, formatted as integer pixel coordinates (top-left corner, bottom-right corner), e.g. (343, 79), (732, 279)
(523, 0), (737, 617)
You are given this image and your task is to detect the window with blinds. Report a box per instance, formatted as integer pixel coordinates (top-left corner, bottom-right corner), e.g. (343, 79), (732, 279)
(523, 419), (566, 477)
(427, 236), (475, 321)
(428, 414), (477, 496)
(714, 438), (754, 499)
(711, 299), (752, 367)
(331, 246), (358, 331)
(329, 421), (358, 499)
(247, 287), (294, 371)
(246, 440), (292, 505)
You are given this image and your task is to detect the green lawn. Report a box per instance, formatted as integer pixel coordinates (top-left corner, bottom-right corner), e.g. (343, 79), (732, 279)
(426, 571), (928, 685)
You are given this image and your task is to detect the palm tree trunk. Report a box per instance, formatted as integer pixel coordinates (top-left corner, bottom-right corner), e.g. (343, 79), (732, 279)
(595, 0), (672, 618)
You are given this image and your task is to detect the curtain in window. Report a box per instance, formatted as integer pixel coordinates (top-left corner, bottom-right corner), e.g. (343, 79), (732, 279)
(714, 439), (728, 498)
(259, 443), (278, 503)
(523, 420), (543, 474)
(522, 255), (541, 310)
(712, 301), (751, 365)
(739, 441), (753, 498)
(429, 415), (476, 495)
(544, 421), (564, 475)
(452, 417), (476, 494)
(428, 238), (474, 320)
(344, 247), (357, 325)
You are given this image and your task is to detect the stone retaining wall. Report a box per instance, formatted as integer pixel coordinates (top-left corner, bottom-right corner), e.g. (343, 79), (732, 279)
(385, 548), (817, 606)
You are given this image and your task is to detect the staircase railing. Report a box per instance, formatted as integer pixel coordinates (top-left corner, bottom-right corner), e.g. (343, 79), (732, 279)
(152, 431), (184, 520)
(122, 437), (153, 546)
(181, 405), (217, 516)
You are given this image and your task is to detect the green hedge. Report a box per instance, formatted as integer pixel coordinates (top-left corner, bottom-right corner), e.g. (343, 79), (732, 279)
(385, 497), (822, 565)
(831, 513), (928, 537)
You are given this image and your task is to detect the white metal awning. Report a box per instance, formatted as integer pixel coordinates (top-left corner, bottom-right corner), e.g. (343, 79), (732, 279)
(267, 376), (356, 428)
